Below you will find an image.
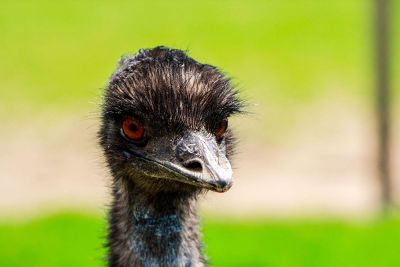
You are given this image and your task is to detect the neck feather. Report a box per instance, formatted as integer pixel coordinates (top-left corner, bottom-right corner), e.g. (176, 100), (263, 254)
(107, 178), (206, 267)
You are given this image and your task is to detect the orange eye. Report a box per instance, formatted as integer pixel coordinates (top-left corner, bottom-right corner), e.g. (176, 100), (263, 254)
(122, 118), (145, 141)
(214, 120), (228, 140)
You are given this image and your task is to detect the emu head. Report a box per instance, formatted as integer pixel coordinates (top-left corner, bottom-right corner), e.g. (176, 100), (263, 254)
(99, 47), (242, 194)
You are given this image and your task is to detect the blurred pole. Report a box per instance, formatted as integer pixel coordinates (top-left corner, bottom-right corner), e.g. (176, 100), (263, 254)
(374, 0), (392, 212)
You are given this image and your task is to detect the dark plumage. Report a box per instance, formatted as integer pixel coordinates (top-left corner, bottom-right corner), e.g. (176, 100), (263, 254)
(99, 46), (243, 267)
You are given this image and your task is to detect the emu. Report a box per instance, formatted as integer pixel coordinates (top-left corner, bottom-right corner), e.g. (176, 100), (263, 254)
(99, 46), (243, 267)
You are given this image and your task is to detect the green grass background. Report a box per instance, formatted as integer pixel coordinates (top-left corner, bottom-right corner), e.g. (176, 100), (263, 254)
(1, 213), (400, 267)
(1, 1), (400, 266)
(2, 0), (399, 115)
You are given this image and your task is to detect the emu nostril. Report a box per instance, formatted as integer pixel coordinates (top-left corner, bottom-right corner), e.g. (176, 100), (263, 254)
(183, 160), (203, 173)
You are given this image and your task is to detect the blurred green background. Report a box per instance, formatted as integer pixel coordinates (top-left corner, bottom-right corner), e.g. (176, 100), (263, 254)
(1, 0), (399, 266)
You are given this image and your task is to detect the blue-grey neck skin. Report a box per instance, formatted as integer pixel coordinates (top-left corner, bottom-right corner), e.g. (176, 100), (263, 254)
(107, 178), (206, 267)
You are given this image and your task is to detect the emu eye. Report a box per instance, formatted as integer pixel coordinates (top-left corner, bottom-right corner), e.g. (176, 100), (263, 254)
(214, 120), (228, 140)
(122, 118), (145, 141)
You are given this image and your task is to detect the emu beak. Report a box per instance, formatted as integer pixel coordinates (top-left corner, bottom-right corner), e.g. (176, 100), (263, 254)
(164, 132), (233, 192)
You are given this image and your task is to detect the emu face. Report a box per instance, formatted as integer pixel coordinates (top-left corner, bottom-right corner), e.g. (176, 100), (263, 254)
(99, 47), (242, 193)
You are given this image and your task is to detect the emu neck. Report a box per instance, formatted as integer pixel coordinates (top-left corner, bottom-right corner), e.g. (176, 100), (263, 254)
(108, 179), (206, 267)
